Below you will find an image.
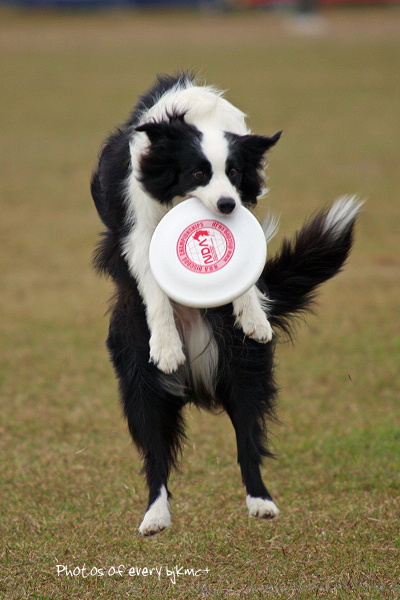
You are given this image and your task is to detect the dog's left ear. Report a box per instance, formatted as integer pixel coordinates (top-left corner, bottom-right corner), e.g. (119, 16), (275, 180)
(228, 131), (282, 207)
(240, 131), (282, 160)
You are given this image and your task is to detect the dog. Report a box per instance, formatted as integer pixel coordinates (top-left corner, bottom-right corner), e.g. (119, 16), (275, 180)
(91, 72), (361, 535)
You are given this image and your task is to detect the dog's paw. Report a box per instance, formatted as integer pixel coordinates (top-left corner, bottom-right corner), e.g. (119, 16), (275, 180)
(149, 333), (185, 374)
(150, 345), (185, 374)
(236, 311), (273, 343)
(139, 510), (171, 536)
(246, 495), (280, 519)
(139, 488), (171, 536)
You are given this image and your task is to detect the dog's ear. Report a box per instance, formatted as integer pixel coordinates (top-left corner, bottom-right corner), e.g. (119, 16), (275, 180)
(136, 114), (189, 146)
(239, 131), (282, 161)
(135, 121), (171, 146)
(227, 131), (282, 207)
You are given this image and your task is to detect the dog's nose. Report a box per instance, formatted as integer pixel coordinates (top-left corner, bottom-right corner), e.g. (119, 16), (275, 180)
(217, 197), (236, 214)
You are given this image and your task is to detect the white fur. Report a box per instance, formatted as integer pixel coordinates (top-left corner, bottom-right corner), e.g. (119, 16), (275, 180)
(262, 211), (279, 244)
(123, 80), (272, 373)
(192, 128), (242, 214)
(162, 305), (219, 397)
(246, 495), (280, 519)
(184, 310), (219, 395)
(323, 195), (364, 239)
(122, 178), (185, 373)
(233, 286), (273, 343)
(139, 485), (171, 536)
(137, 83), (249, 137)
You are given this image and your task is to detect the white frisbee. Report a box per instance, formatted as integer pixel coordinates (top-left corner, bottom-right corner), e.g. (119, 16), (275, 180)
(149, 198), (267, 308)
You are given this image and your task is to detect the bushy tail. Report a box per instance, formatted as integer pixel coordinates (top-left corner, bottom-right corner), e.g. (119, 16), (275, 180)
(260, 196), (363, 336)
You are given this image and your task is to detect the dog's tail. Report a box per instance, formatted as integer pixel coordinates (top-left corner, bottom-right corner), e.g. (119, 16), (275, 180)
(259, 196), (363, 337)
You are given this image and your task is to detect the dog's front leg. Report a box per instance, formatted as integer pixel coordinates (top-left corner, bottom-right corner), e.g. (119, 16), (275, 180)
(146, 283), (186, 373)
(123, 226), (185, 374)
(233, 285), (273, 342)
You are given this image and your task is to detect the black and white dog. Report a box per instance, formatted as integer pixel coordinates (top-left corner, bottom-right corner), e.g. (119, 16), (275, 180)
(91, 72), (361, 535)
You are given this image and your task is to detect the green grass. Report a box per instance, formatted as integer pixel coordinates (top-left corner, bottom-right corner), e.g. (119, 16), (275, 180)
(1, 5), (399, 598)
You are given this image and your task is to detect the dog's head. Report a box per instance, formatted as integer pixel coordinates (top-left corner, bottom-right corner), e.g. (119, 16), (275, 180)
(136, 112), (281, 216)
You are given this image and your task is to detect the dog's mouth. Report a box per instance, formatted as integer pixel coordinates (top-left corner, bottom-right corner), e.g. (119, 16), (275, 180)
(187, 195), (239, 217)
(172, 193), (240, 217)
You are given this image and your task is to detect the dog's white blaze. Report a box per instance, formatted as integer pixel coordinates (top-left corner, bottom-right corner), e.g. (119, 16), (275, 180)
(139, 485), (171, 536)
(191, 128), (242, 214)
(201, 128), (230, 175)
(246, 495), (280, 519)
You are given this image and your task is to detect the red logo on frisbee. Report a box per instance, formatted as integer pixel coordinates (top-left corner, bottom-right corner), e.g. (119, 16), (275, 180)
(177, 220), (235, 273)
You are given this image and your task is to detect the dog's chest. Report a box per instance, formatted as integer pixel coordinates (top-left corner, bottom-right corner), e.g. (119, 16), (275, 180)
(173, 304), (219, 395)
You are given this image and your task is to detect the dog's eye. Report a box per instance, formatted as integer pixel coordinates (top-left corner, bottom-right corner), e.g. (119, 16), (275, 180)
(229, 168), (239, 180)
(193, 170), (205, 180)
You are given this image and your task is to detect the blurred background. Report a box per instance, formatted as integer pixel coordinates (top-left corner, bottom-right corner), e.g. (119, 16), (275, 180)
(2, 0), (400, 12)
(1, 1), (399, 597)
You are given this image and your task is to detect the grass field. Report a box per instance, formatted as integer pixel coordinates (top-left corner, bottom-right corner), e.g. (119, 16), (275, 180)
(1, 5), (399, 598)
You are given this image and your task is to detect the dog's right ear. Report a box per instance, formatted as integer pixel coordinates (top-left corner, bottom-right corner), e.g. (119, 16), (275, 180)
(136, 122), (172, 146)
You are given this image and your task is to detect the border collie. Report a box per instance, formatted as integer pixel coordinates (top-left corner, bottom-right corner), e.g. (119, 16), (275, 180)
(91, 72), (361, 535)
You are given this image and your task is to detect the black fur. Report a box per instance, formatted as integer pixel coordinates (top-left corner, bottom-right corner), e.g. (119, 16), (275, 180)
(261, 207), (356, 338)
(136, 115), (207, 204)
(226, 131), (282, 207)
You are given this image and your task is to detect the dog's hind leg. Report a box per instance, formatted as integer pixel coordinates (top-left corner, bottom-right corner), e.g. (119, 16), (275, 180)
(232, 412), (279, 519)
(221, 374), (279, 520)
(126, 385), (185, 536)
(107, 315), (186, 536)
(134, 394), (186, 536)
(133, 399), (182, 535)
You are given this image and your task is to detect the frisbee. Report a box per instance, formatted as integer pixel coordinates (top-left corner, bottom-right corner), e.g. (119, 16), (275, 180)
(149, 197), (267, 308)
